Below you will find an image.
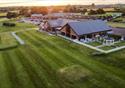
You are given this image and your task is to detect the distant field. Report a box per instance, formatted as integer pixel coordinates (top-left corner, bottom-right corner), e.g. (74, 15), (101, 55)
(112, 17), (125, 22)
(0, 30), (125, 88)
(103, 8), (115, 12)
(0, 13), (6, 17)
(0, 18), (8, 22)
(108, 22), (125, 28)
(90, 12), (121, 17)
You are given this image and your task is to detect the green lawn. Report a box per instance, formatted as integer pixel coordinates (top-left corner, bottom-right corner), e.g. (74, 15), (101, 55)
(86, 41), (102, 47)
(90, 12), (122, 17)
(111, 17), (125, 23)
(0, 33), (18, 50)
(99, 45), (115, 50)
(0, 18), (37, 32)
(0, 18), (8, 22)
(0, 30), (125, 88)
(108, 22), (125, 28)
(115, 41), (125, 46)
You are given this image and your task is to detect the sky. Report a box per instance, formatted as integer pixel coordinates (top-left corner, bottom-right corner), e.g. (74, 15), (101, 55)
(0, 0), (124, 7)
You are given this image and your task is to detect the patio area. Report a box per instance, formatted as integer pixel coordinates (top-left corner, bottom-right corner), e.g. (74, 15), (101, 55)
(58, 34), (125, 54)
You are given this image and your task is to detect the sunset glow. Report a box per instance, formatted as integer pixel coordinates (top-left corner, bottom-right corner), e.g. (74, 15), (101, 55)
(0, 0), (125, 7)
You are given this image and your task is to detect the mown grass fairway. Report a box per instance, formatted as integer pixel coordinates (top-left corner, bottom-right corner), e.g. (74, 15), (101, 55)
(0, 30), (125, 88)
(0, 33), (18, 50)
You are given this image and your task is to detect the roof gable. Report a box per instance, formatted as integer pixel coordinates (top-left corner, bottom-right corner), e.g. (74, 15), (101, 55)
(48, 19), (78, 28)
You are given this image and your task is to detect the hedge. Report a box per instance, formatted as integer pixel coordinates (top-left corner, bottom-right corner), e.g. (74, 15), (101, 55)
(108, 34), (121, 40)
(3, 22), (16, 27)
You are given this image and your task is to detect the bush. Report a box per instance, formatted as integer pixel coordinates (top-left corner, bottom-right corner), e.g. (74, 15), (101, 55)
(88, 9), (97, 15)
(3, 22), (16, 27)
(108, 34), (121, 40)
(88, 8), (105, 15)
(96, 8), (106, 14)
(6, 12), (18, 19)
(112, 19), (123, 22)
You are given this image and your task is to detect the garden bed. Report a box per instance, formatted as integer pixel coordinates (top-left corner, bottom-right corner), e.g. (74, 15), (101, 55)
(99, 41), (125, 50)
(86, 41), (102, 47)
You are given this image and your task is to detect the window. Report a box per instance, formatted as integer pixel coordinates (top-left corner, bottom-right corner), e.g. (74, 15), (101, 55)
(61, 32), (65, 35)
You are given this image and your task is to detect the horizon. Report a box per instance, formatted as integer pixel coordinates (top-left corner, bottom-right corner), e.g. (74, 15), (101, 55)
(0, 0), (125, 7)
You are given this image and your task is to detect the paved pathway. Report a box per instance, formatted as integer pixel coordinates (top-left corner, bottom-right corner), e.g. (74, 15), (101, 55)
(11, 32), (25, 45)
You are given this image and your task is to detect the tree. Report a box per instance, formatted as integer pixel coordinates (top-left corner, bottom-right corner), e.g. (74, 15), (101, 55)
(82, 9), (87, 14)
(31, 7), (48, 15)
(63, 5), (71, 12)
(96, 8), (105, 14)
(6, 12), (18, 19)
(19, 8), (31, 17)
(122, 13), (125, 16)
(121, 8), (125, 16)
(88, 9), (97, 15)
(91, 3), (95, 8)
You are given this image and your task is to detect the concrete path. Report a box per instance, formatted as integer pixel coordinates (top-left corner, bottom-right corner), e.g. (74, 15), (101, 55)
(106, 46), (125, 53)
(11, 32), (25, 45)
